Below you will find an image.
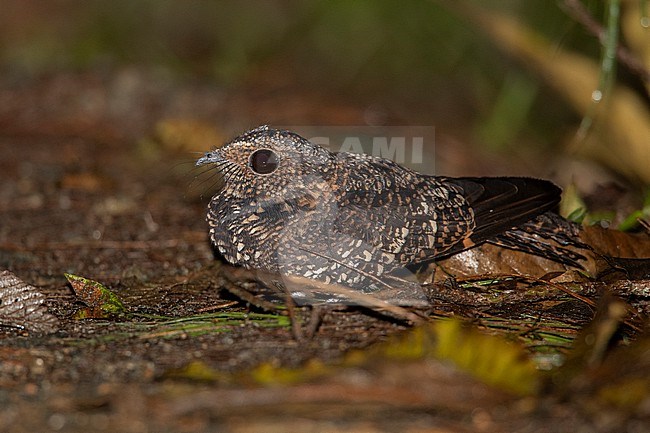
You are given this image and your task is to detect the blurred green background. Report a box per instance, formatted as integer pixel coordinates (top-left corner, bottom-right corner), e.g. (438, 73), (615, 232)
(0, 1), (598, 137)
(1, 1), (648, 198)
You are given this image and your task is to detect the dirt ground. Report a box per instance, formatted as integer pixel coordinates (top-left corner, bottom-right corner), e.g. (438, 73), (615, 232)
(1, 70), (649, 433)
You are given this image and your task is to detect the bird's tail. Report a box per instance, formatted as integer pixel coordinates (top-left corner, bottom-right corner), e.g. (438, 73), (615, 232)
(488, 212), (590, 268)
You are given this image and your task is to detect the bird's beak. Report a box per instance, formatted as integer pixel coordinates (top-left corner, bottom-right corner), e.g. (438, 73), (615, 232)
(196, 150), (224, 167)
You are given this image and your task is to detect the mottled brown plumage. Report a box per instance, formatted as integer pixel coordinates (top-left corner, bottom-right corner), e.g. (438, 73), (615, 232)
(197, 126), (585, 302)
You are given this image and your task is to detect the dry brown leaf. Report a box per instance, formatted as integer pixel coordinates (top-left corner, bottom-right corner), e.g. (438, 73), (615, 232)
(580, 224), (650, 259)
(435, 243), (595, 280)
(436, 225), (650, 280)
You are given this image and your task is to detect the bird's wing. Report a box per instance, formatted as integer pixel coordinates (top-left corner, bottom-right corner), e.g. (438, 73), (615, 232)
(333, 154), (567, 266)
(332, 154), (475, 264)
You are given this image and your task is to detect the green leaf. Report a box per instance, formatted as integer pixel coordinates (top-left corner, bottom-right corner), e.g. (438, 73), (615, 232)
(64, 273), (126, 317)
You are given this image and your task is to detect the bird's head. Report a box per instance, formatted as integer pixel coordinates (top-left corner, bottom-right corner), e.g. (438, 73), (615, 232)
(196, 126), (334, 198)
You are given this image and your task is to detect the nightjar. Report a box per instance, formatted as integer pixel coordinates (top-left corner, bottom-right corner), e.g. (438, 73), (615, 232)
(197, 126), (585, 304)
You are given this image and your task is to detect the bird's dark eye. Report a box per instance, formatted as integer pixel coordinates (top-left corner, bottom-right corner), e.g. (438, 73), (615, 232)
(249, 149), (279, 174)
